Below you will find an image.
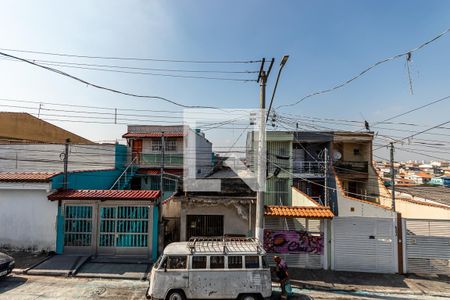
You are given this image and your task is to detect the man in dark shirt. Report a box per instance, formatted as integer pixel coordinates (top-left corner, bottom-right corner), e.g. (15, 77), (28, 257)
(273, 256), (289, 298)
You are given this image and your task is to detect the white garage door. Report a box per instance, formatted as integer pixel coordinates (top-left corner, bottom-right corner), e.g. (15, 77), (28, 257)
(405, 219), (450, 275)
(333, 217), (397, 273)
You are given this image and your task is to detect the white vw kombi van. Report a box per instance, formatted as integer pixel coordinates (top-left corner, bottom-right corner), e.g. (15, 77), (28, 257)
(147, 237), (272, 300)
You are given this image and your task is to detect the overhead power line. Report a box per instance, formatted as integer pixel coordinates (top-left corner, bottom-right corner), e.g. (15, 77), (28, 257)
(0, 51), (224, 109)
(372, 94), (450, 126)
(0, 57), (256, 82)
(1, 57), (258, 73)
(276, 27), (450, 109)
(0, 47), (261, 64)
(374, 119), (450, 150)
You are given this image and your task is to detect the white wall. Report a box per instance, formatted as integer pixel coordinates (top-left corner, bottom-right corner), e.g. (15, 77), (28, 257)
(379, 195), (450, 220)
(0, 184), (57, 251)
(179, 198), (252, 241)
(291, 187), (319, 207)
(0, 143), (116, 172)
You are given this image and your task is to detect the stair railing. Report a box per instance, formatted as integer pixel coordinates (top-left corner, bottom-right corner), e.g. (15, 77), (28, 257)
(110, 156), (138, 190)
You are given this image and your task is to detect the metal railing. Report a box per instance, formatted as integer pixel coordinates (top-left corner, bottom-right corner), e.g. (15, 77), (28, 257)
(187, 236), (264, 254)
(334, 161), (369, 173)
(139, 152), (183, 167)
(110, 157), (138, 190)
(293, 161), (326, 176)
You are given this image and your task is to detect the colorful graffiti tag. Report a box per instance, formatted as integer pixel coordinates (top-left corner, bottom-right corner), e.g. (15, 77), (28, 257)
(263, 229), (324, 254)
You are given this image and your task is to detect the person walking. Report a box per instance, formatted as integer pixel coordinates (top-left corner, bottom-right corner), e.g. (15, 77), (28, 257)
(273, 256), (290, 298)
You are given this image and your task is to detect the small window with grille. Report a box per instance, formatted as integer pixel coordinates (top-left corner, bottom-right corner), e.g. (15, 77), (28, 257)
(152, 140), (162, 151)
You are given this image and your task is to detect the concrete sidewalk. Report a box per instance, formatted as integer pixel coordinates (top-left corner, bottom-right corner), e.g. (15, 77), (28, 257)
(26, 255), (89, 277)
(20, 254), (152, 280)
(287, 268), (450, 298)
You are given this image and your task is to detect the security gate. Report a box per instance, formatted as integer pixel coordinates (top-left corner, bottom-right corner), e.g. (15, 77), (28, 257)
(333, 217), (397, 273)
(64, 205), (94, 254)
(404, 219), (450, 275)
(63, 203), (151, 256)
(98, 206), (150, 256)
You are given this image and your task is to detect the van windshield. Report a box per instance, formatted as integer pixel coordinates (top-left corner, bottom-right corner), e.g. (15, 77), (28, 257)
(153, 255), (164, 269)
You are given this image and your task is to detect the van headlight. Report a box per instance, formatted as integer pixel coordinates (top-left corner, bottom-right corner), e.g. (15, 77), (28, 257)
(9, 260), (15, 267)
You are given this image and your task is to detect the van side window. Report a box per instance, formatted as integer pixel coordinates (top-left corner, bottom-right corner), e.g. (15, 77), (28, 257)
(192, 256), (207, 269)
(245, 256), (260, 269)
(210, 256), (224, 269)
(228, 256), (242, 269)
(167, 256), (187, 269)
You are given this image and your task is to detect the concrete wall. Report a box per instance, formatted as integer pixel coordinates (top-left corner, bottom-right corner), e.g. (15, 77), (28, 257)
(379, 194), (450, 220)
(179, 199), (253, 241)
(0, 184), (57, 251)
(335, 176), (395, 218)
(0, 112), (93, 144)
(337, 190), (395, 218)
(0, 143), (119, 172)
(51, 169), (122, 190)
(338, 142), (370, 162)
(291, 187), (319, 207)
(194, 132), (212, 178)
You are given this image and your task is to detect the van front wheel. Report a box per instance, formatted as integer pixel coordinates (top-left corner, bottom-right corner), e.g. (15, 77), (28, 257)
(166, 290), (186, 300)
(239, 294), (260, 300)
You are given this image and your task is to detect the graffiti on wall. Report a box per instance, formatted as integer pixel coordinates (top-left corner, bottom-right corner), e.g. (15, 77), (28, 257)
(264, 229), (324, 254)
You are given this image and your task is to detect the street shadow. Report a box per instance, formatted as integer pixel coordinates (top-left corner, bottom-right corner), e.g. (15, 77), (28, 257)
(288, 268), (410, 289)
(406, 273), (450, 284)
(0, 275), (28, 293)
(271, 291), (313, 300)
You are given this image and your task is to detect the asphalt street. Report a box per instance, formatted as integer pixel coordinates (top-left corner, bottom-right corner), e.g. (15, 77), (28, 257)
(0, 275), (449, 300)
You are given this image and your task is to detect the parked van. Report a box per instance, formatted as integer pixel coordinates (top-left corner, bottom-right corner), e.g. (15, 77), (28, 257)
(147, 237), (272, 300)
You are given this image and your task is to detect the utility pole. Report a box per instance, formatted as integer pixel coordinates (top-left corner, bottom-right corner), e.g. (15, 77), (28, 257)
(323, 147), (328, 207)
(63, 138), (70, 190)
(56, 138), (70, 255)
(158, 132), (165, 254)
(390, 142), (396, 211)
(255, 58), (274, 242)
(160, 132), (165, 200)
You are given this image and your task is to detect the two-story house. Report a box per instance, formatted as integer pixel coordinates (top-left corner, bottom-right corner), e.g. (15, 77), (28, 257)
(122, 125), (213, 197)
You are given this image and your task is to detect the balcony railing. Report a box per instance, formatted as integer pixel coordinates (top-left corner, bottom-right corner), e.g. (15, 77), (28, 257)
(293, 161), (326, 177)
(334, 161), (369, 174)
(138, 152), (183, 167)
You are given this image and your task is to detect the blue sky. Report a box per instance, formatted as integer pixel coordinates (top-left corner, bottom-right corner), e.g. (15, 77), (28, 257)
(0, 0), (449, 160)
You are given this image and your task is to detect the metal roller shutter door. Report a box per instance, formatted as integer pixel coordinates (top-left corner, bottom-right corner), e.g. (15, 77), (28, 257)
(333, 217), (396, 273)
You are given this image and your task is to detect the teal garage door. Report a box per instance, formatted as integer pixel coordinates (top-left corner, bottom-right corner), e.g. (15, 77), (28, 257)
(99, 206), (150, 255)
(64, 205), (94, 254)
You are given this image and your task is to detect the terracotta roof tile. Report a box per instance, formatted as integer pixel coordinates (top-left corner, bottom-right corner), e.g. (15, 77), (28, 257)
(264, 205), (334, 219)
(137, 168), (183, 176)
(0, 172), (59, 182)
(48, 189), (160, 201)
(122, 132), (185, 138)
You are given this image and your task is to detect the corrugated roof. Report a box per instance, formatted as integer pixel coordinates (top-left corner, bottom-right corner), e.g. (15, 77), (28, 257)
(264, 205), (334, 219)
(0, 172), (59, 182)
(122, 132), (185, 138)
(48, 189), (160, 201)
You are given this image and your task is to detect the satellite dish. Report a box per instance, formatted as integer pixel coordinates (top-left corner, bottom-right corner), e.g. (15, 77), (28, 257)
(333, 150), (342, 161)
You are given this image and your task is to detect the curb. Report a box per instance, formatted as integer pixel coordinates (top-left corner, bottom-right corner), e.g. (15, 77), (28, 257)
(290, 282), (450, 298)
